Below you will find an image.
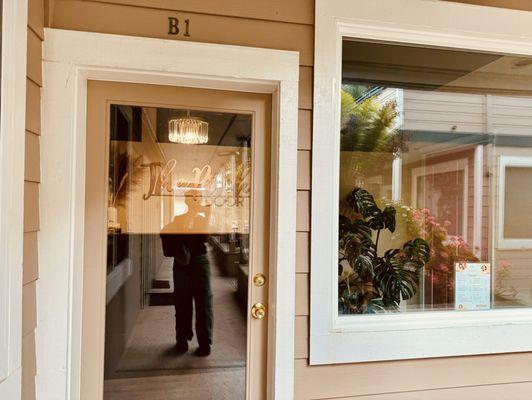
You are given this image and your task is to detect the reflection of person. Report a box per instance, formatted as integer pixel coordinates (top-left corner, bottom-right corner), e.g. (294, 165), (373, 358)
(160, 190), (213, 357)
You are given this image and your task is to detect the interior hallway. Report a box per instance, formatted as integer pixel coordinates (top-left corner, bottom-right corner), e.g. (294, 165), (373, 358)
(104, 248), (247, 400)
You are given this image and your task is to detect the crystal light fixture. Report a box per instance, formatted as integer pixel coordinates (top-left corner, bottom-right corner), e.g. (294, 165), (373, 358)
(168, 113), (209, 144)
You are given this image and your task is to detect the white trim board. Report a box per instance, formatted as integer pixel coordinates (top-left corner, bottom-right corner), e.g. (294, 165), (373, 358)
(40, 28), (298, 400)
(312, 0), (532, 365)
(0, 0), (28, 397)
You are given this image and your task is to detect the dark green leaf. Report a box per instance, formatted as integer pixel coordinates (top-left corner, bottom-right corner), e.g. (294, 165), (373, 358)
(347, 188), (380, 219)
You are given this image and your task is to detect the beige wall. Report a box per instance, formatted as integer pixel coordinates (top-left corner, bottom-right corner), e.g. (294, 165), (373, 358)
(31, 0), (532, 399)
(23, 1), (43, 399)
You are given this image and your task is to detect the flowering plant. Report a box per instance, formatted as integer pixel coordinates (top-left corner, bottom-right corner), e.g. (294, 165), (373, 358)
(395, 205), (478, 308)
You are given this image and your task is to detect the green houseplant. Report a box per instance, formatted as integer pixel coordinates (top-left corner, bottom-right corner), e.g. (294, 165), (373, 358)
(338, 188), (430, 314)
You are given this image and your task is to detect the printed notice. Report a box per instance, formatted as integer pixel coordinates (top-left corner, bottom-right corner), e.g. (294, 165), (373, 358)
(455, 262), (491, 311)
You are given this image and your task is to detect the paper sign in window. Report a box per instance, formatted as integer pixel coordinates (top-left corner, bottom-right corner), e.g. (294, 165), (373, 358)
(455, 262), (491, 311)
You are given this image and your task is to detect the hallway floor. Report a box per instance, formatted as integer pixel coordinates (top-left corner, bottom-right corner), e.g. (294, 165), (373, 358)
(104, 368), (245, 400)
(104, 251), (247, 399)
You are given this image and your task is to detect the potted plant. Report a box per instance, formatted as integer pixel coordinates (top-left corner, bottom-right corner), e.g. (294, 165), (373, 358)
(338, 188), (430, 314)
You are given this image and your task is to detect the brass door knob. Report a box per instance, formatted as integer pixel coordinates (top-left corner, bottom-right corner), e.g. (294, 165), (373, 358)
(253, 273), (266, 287)
(251, 302), (267, 319)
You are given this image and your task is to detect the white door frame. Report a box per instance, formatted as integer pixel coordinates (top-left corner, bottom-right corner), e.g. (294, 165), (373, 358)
(39, 28), (299, 400)
(0, 0), (28, 398)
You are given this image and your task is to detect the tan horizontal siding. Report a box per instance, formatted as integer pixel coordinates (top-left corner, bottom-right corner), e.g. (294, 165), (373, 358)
(298, 110), (312, 150)
(24, 182), (40, 233)
(23, 232), (39, 285)
(22, 282), (37, 337)
(52, 0), (314, 66)
(29, 0), (44, 39)
(296, 232), (310, 274)
(24, 132), (40, 183)
(323, 381), (532, 400)
(298, 150), (311, 190)
(294, 316), (308, 359)
(297, 191), (310, 232)
(295, 273), (309, 316)
(25, 79), (41, 135)
(299, 67), (314, 109)
(295, 353), (532, 399)
(21, 331), (37, 400)
(84, 0), (314, 25)
(26, 29), (42, 85)
(23, 1), (44, 399)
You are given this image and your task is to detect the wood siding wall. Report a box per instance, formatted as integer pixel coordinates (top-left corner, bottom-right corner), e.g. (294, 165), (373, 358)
(23, 1), (43, 399)
(32, 0), (532, 399)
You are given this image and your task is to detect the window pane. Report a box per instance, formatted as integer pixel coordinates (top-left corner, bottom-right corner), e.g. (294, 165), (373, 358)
(339, 40), (532, 314)
(504, 167), (532, 238)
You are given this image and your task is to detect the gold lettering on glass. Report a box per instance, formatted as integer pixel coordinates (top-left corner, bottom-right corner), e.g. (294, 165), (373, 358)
(141, 159), (250, 207)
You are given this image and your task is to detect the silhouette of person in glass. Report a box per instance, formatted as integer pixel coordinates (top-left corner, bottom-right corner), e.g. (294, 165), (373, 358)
(160, 189), (212, 357)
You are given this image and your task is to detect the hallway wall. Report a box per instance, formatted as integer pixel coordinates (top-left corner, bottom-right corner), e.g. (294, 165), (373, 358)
(104, 235), (143, 378)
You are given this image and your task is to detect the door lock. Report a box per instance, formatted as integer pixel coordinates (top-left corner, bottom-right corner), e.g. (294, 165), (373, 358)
(253, 273), (266, 287)
(251, 302), (267, 319)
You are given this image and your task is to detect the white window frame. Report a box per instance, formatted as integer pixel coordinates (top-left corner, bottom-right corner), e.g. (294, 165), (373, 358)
(312, 0), (532, 365)
(497, 155), (532, 249)
(0, 0), (27, 397)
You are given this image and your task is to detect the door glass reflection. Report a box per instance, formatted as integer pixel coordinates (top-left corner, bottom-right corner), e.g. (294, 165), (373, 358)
(104, 105), (251, 399)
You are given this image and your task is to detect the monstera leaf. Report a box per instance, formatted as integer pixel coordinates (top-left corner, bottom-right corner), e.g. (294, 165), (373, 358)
(347, 189), (396, 232)
(374, 239), (430, 303)
(339, 214), (375, 280)
(346, 188), (380, 219)
(368, 205), (396, 232)
(340, 216), (373, 253)
(402, 238), (431, 266)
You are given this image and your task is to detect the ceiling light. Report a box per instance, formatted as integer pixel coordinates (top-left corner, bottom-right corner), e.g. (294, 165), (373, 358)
(168, 114), (209, 144)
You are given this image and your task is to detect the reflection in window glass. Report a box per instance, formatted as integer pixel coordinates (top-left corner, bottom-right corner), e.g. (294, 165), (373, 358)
(339, 40), (532, 314)
(504, 167), (532, 239)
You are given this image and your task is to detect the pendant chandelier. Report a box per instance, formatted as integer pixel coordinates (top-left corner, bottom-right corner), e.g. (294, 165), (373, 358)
(168, 112), (209, 144)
